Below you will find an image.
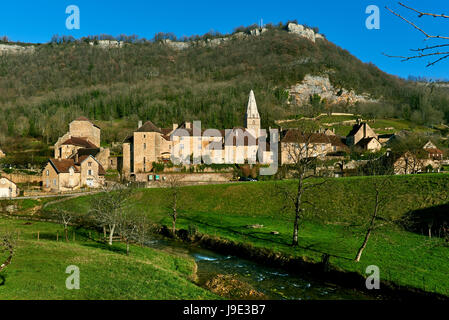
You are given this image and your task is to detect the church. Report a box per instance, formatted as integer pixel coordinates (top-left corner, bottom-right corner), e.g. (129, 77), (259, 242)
(122, 90), (273, 180)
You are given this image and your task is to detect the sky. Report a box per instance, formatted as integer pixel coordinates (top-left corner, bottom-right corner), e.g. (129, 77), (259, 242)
(0, 0), (448, 79)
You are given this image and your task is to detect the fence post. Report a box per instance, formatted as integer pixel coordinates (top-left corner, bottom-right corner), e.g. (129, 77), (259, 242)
(37, 231), (40, 241)
(73, 232), (75, 242)
(56, 230), (59, 242)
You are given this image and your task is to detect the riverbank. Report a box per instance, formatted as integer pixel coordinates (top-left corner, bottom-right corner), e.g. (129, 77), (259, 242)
(46, 175), (449, 298)
(157, 225), (446, 300)
(0, 218), (217, 299)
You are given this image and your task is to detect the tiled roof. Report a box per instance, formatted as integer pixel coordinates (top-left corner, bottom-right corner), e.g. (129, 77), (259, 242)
(424, 148), (443, 155)
(75, 116), (91, 122)
(49, 155), (106, 176)
(347, 123), (363, 137)
(69, 148), (100, 158)
(49, 159), (78, 174)
(136, 121), (162, 133)
(61, 137), (97, 149)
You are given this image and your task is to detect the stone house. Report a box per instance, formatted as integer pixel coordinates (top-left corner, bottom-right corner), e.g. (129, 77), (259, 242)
(346, 121), (381, 152)
(280, 130), (348, 164)
(0, 148), (5, 159)
(53, 117), (111, 170)
(423, 140), (444, 160)
(391, 151), (438, 175)
(42, 155), (106, 192)
(0, 177), (18, 198)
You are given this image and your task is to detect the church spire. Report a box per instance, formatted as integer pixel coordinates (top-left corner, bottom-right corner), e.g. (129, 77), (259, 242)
(245, 90), (261, 133)
(246, 90), (260, 119)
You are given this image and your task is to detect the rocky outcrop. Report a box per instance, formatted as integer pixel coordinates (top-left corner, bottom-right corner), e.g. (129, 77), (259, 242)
(288, 74), (376, 106)
(287, 23), (324, 43)
(88, 40), (124, 48)
(0, 44), (35, 55)
(159, 23), (322, 51)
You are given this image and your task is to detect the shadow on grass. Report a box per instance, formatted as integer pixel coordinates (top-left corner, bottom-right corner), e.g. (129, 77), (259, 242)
(404, 203), (449, 237)
(81, 241), (128, 255)
(183, 215), (351, 261)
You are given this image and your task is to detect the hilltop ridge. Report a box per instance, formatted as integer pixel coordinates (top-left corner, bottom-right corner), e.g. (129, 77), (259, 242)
(0, 20), (448, 151)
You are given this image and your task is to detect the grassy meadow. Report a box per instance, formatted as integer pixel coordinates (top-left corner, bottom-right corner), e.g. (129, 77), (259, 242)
(46, 174), (449, 297)
(0, 218), (217, 300)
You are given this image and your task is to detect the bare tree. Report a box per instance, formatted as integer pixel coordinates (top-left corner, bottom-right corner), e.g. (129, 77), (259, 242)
(385, 2), (449, 66)
(89, 183), (133, 245)
(59, 210), (75, 242)
(354, 159), (394, 262)
(0, 233), (14, 273)
(276, 123), (329, 246)
(164, 175), (183, 236)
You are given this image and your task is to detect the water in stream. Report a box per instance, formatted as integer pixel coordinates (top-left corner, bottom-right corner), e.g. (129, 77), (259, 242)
(146, 238), (373, 300)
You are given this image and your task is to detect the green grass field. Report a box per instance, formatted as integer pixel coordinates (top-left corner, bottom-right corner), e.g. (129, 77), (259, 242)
(0, 218), (217, 300)
(46, 174), (449, 297)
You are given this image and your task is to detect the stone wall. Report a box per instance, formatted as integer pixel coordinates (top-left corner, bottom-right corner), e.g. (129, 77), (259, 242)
(2, 172), (42, 184)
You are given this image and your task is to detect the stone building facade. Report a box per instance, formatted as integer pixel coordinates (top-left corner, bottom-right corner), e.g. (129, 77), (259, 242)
(43, 117), (108, 192)
(53, 117), (110, 170)
(122, 90), (274, 180)
(42, 156), (105, 192)
(0, 177), (18, 198)
(346, 121), (381, 152)
(280, 130), (348, 164)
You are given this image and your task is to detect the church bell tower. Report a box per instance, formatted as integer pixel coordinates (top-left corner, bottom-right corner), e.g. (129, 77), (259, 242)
(245, 90), (261, 134)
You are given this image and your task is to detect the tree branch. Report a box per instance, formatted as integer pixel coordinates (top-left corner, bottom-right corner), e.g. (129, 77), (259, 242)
(398, 2), (449, 19)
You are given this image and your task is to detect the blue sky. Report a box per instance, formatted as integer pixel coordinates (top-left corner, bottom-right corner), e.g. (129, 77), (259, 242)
(0, 0), (448, 79)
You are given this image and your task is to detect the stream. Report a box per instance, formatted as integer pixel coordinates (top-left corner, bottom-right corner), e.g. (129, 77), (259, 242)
(145, 237), (374, 300)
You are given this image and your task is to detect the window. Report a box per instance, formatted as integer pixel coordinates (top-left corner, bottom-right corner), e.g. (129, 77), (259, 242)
(88, 162), (92, 167)
(88, 169), (92, 176)
(46, 170), (49, 176)
(144, 143), (146, 150)
(53, 179), (57, 186)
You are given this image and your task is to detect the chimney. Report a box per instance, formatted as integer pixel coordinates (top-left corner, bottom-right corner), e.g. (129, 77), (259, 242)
(173, 123), (178, 130)
(185, 122), (191, 129)
(138, 120), (142, 129)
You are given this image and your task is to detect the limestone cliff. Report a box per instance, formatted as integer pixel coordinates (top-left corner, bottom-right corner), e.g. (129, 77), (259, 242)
(0, 44), (35, 55)
(287, 74), (376, 106)
(160, 22), (324, 50)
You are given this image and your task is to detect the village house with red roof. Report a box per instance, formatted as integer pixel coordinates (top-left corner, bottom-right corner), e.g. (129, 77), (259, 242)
(42, 117), (108, 192)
